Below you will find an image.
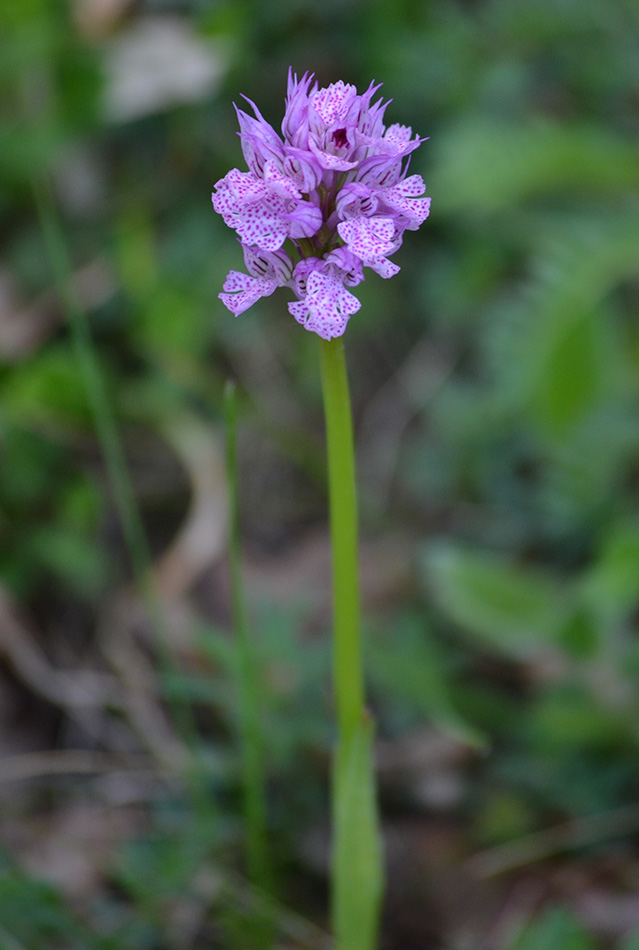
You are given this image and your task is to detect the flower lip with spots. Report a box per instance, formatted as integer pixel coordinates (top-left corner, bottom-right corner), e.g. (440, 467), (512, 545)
(212, 70), (430, 340)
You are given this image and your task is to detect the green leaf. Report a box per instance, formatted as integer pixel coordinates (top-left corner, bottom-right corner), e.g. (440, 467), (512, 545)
(508, 906), (596, 950)
(0, 425), (65, 506)
(0, 864), (90, 949)
(332, 713), (383, 950)
(26, 526), (108, 596)
(531, 309), (605, 436)
(368, 617), (486, 749)
(556, 608), (599, 659)
(433, 121), (639, 213)
(490, 214), (639, 439)
(581, 521), (639, 624)
(423, 542), (570, 658)
(2, 345), (94, 428)
(531, 684), (626, 751)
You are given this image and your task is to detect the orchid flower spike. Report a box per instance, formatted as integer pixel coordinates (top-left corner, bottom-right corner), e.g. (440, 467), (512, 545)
(212, 70), (430, 340)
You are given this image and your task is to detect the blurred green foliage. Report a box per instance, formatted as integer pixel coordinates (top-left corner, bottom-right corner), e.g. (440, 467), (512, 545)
(509, 906), (598, 950)
(1, 0), (639, 946)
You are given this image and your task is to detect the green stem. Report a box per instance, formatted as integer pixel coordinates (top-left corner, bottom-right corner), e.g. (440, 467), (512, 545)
(319, 337), (365, 745)
(320, 338), (383, 950)
(224, 384), (273, 917)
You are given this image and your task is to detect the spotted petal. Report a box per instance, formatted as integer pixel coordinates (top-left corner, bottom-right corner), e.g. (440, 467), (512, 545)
(288, 267), (361, 340)
(337, 215), (396, 260)
(219, 269), (277, 315)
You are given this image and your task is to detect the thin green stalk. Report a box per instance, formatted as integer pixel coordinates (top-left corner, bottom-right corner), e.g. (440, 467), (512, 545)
(318, 338), (364, 744)
(319, 337), (383, 950)
(33, 178), (209, 810)
(34, 180), (151, 587)
(224, 383), (274, 929)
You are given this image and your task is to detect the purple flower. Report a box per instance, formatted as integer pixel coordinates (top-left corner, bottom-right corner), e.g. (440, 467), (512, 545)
(212, 70), (430, 339)
(381, 175), (432, 228)
(288, 260), (361, 341)
(219, 246), (293, 315)
(235, 99), (285, 177)
(213, 167), (321, 251)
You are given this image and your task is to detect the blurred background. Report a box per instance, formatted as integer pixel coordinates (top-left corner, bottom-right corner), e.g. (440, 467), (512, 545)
(1, 0), (639, 947)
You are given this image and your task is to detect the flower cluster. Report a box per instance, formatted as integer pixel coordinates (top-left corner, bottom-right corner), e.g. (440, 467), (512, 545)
(212, 71), (430, 340)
